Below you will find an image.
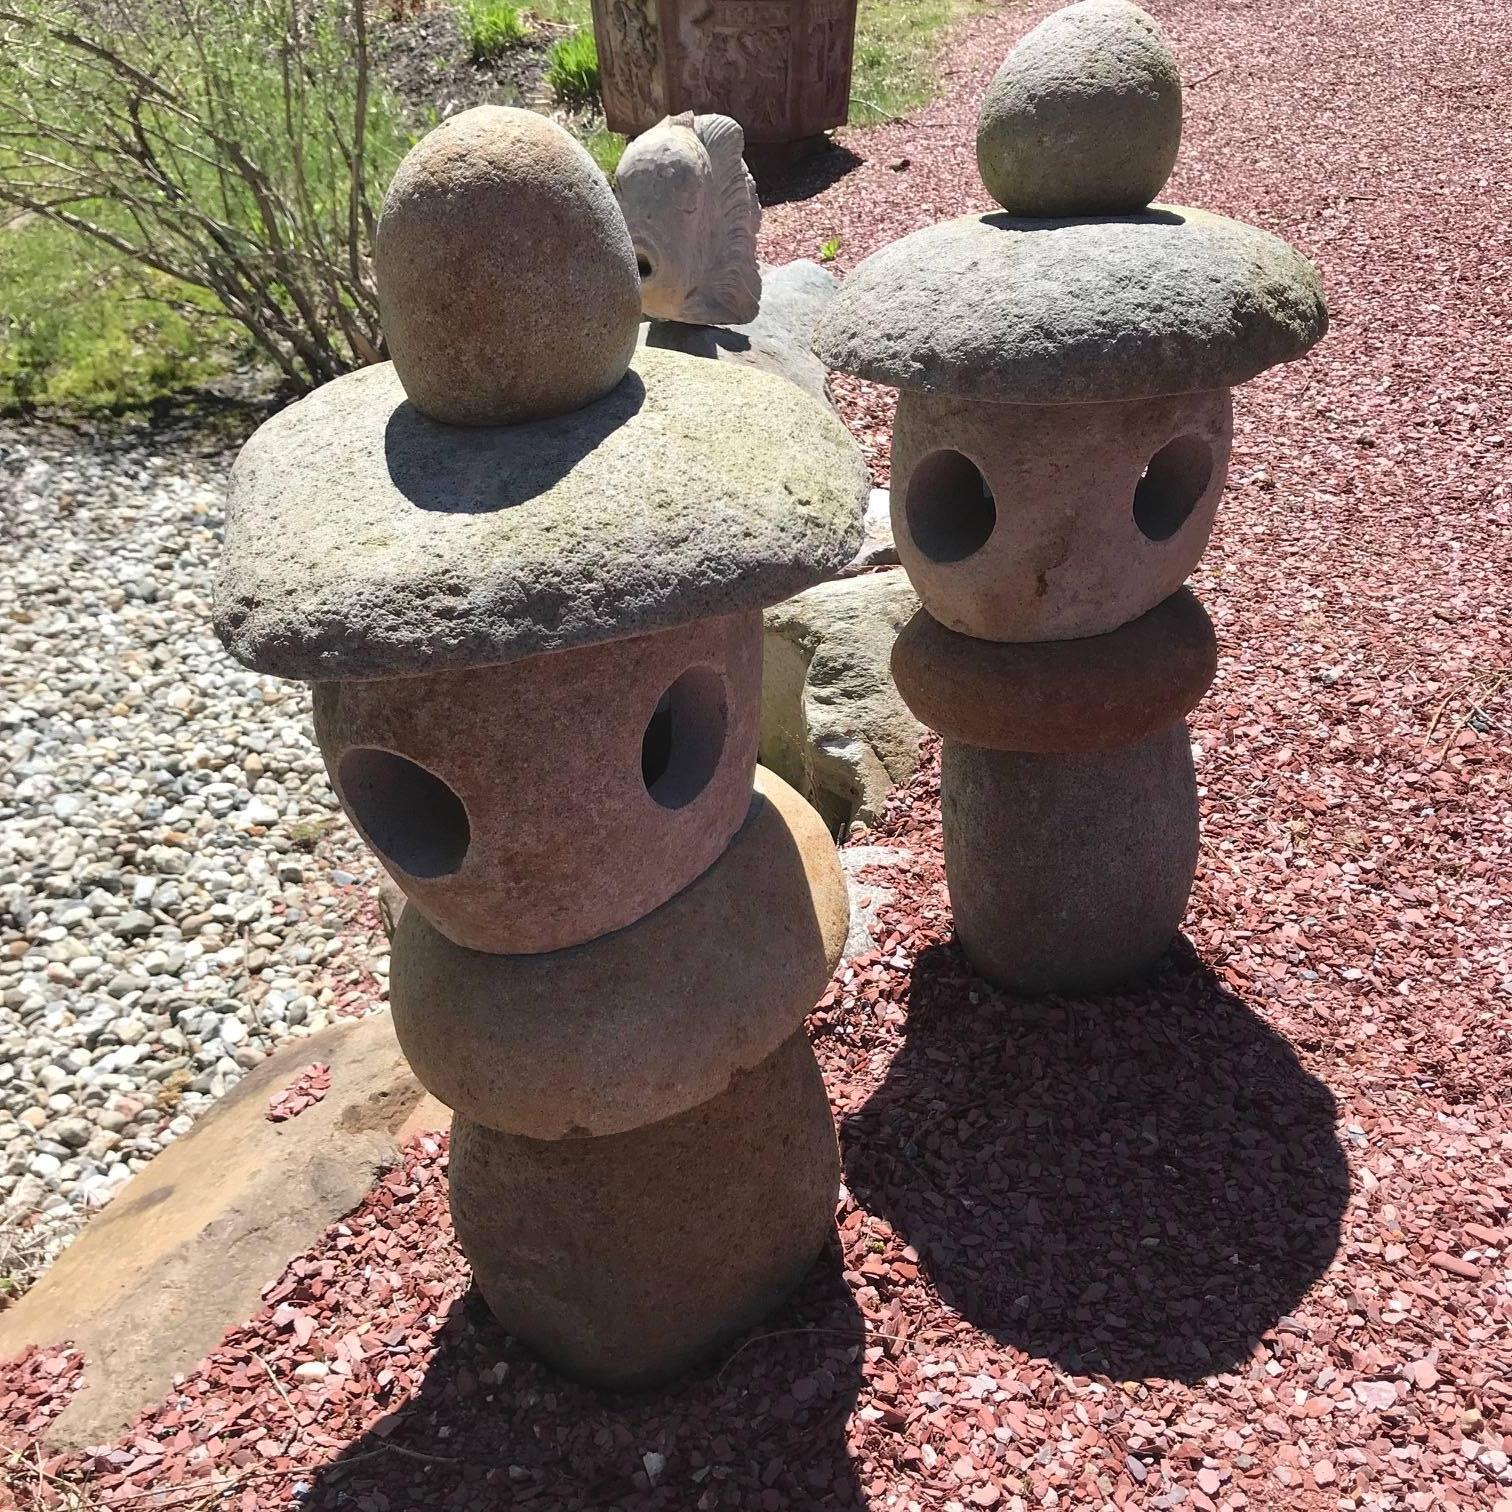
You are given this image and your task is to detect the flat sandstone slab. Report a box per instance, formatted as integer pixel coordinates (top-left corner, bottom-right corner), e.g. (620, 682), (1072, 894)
(216, 346), (867, 682)
(0, 1013), (445, 1450)
(814, 207), (1326, 402)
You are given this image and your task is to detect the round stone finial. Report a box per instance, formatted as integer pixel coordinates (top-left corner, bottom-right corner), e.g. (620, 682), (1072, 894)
(374, 106), (642, 426)
(976, 0), (1183, 217)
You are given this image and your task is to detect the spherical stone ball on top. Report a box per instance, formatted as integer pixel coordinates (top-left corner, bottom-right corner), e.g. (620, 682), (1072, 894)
(375, 105), (642, 426)
(976, 0), (1182, 217)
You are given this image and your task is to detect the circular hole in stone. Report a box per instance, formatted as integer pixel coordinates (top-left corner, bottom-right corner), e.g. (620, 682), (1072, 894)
(905, 449), (997, 563)
(1133, 434), (1214, 542)
(636, 252), (653, 279)
(641, 666), (727, 810)
(336, 747), (470, 879)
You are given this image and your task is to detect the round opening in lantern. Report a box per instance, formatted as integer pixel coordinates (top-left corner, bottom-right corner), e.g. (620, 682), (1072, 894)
(641, 666), (728, 810)
(636, 252), (653, 279)
(1133, 435), (1214, 542)
(336, 747), (470, 878)
(906, 449), (997, 563)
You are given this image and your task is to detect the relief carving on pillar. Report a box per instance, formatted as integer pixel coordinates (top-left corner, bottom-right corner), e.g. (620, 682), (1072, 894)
(595, 0), (664, 130)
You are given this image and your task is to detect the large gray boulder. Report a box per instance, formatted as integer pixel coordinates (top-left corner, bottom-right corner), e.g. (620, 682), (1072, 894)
(761, 570), (924, 833)
(643, 259), (838, 403)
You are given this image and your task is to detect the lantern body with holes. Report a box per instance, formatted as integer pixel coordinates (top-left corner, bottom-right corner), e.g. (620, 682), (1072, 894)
(813, 0), (1327, 994)
(215, 107), (868, 1387)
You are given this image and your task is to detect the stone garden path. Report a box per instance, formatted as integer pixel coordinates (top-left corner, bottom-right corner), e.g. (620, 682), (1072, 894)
(5, 0), (1511, 1506)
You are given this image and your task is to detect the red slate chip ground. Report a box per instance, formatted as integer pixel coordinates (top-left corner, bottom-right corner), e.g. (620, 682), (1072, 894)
(4, 0), (1511, 1506)
(266, 1064), (333, 1125)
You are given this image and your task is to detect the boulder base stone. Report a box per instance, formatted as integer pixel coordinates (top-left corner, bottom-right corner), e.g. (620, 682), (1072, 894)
(642, 259), (838, 403)
(314, 613), (761, 955)
(891, 589), (1216, 753)
(941, 725), (1199, 995)
(761, 571), (924, 832)
(374, 106), (642, 426)
(890, 387), (1232, 642)
(812, 208), (1327, 404)
(0, 1014), (445, 1449)
(389, 767), (849, 1137)
(841, 486), (899, 574)
(976, 0), (1182, 217)
(215, 345), (868, 682)
(449, 1029), (838, 1389)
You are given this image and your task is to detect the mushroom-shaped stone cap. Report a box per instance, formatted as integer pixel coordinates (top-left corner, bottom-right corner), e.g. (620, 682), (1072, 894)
(813, 207), (1328, 403)
(977, 0), (1182, 217)
(374, 106), (642, 426)
(215, 345), (868, 681)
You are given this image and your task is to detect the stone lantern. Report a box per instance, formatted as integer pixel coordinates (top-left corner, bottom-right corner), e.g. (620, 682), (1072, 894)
(215, 106), (867, 1386)
(814, 0), (1327, 995)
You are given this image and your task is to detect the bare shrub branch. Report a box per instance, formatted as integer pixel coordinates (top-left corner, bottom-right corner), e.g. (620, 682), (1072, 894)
(0, 0), (411, 391)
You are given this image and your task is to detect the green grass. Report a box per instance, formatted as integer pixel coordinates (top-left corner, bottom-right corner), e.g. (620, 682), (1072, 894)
(0, 0), (971, 415)
(579, 124), (626, 176)
(524, 0), (592, 28)
(545, 28), (600, 108)
(460, 0), (532, 59)
(850, 0), (979, 126)
(0, 218), (243, 412)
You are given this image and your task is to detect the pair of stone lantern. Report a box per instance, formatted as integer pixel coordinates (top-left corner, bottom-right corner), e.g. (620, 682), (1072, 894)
(815, 0), (1327, 994)
(216, 107), (867, 1386)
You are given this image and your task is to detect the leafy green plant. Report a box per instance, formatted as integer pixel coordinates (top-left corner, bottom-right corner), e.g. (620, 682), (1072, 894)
(546, 28), (600, 109)
(0, 0), (415, 392)
(460, 0), (532, 61)
(818, 235), (842, 263)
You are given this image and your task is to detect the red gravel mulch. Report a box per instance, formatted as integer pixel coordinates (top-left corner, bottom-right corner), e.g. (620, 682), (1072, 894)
(5, 0), (1511, 1506)
(266, 1065), (333, 1125)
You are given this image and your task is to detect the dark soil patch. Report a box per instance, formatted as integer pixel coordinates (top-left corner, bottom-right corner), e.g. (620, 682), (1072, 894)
(374, 4), (571, 122)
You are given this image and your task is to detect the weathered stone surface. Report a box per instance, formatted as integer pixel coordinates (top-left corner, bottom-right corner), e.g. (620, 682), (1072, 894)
(449, 1028), (838, 1389)
(642, 259), (837, 402)
(761, 571), (924, 832)
(315, 614), (761, 955)
(616, 112), (762, 326)
(890, 388), (1232, 641)
(977, 0), (1182, 217)
(215, 345), (868, 681)
(941, 725), (1199, 996)
(0, 1014), (446, 1449)
(374, 107), (641, 426)
(841, 486), (899, 573)
(389, 767), (849, 1137)
(892, 589), (1216, 752)
(813, 208), (1327, 403)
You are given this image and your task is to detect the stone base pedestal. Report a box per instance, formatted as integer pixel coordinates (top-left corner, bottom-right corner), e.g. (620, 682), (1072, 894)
(449, 1030), (838, 1389)
(941, 726), (1199, 995)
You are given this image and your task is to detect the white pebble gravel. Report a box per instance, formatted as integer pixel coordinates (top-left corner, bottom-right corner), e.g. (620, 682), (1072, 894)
(0, 421), (387, 1277)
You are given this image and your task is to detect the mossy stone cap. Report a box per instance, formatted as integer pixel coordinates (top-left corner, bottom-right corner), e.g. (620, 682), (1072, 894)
(215, 346), (868, 682)
(976, 0), (1183, 217)
(374, 106), (642, 426)
(813, 207), (1328, 403)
